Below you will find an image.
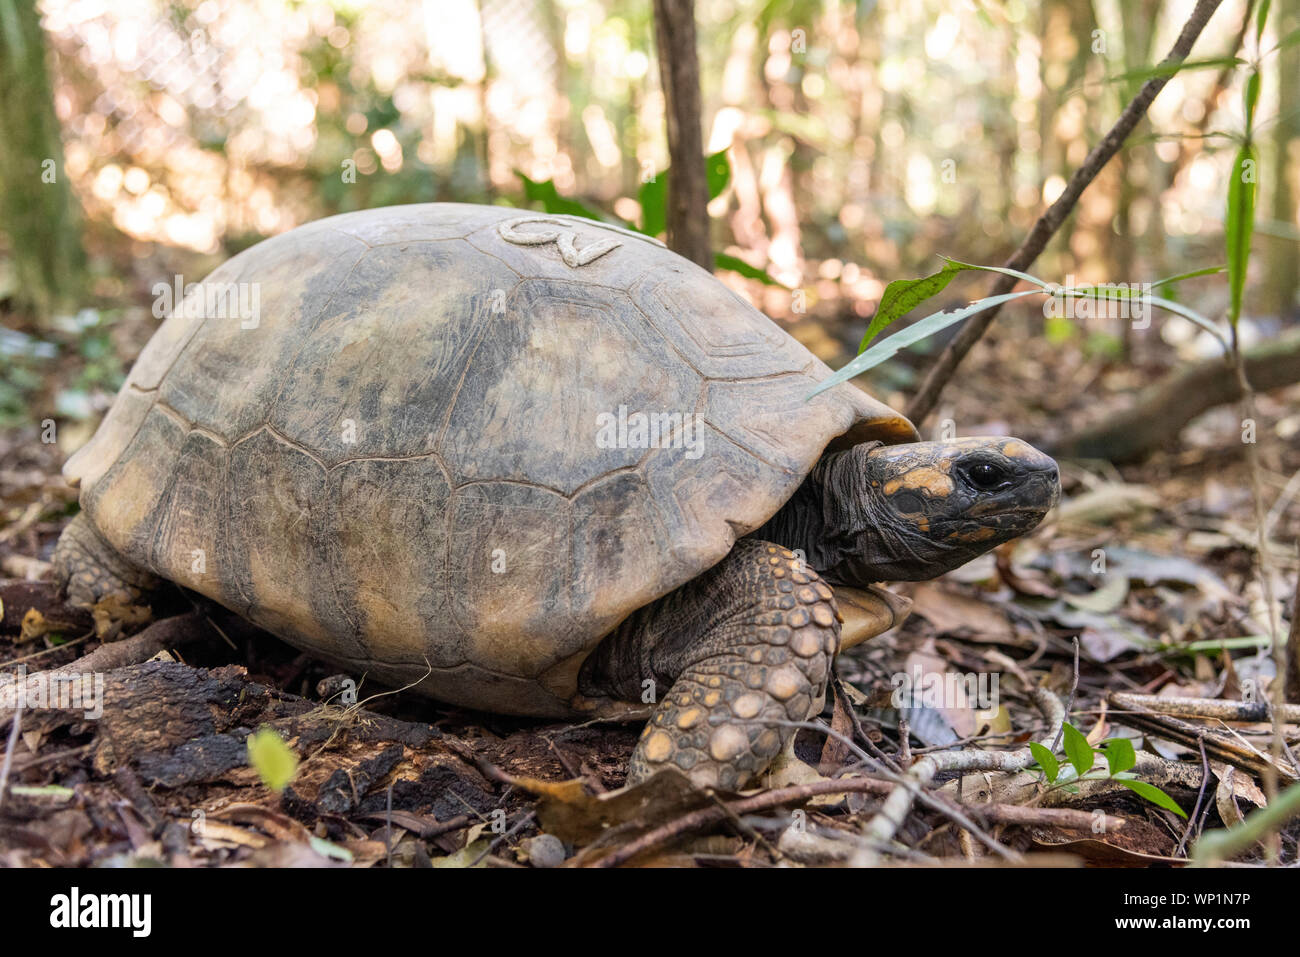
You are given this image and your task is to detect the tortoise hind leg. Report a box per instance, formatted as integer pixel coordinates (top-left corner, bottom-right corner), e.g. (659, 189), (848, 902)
(579, 539), (839, 790)
(52, 513), (159, 609)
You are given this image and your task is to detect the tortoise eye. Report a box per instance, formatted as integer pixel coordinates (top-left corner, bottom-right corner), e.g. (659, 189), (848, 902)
(966, 462), (1012, 491)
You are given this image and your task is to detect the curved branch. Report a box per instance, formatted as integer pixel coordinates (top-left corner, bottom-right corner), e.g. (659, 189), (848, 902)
(904, 0), (1228, 426)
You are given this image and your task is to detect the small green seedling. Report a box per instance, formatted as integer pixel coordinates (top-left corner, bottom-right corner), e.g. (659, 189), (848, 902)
(1027, 722), (1185, 818)
(246, 725), (299, 794)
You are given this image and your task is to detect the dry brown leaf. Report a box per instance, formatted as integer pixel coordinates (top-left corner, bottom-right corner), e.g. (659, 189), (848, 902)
(195, 820), (269, 850)
(212, 803), (314, 844)
(20, 608), (50, 643)
(901, 649), (978, 737)
(512, 770), (708, 847)
(910, 582), (1016, 642)
(1032, 837), (1185, 867)
(90, 594), (152, 641)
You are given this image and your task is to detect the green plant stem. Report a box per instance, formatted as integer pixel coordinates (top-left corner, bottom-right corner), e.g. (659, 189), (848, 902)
(1192, 778), (1300, 864)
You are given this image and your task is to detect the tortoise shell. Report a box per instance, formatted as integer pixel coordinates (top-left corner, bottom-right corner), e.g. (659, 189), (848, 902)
(65, 204), (918, 716)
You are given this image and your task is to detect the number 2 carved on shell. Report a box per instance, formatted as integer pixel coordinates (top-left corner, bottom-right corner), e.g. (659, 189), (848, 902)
(497, 216), (622, 268)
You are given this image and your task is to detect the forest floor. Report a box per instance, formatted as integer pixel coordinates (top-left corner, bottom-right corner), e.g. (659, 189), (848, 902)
(1, 276), (1297, 868)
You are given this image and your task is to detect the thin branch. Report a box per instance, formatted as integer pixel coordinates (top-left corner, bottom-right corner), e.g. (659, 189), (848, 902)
(1175, 734), (1211, 857)
(904, 0), (1228, 425)
(0, 705), (21, 815)
(860, 687), (1065, 852)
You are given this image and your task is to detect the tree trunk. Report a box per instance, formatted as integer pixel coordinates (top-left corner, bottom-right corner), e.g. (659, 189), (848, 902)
(652, 0), (712, 270)
(0, 0), (86, 323)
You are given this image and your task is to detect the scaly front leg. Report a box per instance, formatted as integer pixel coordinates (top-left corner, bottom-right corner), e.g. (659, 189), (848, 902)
(580, 539), (841, 790)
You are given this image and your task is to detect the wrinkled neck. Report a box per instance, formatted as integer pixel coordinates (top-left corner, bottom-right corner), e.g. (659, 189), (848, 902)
(748, 445), (887, 585)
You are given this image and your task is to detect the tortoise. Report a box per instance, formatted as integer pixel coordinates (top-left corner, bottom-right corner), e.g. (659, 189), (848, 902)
(52, 203), (1059, 790)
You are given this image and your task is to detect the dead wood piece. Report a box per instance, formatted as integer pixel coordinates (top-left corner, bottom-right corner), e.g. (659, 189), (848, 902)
(53, 612), (209, 674)
(1055, 327), (1300, 463)
(3, 657), (445, 791)
(944, 751), (1223, 808)
(1, 579), (91, 635)
(1106, 694), (1297, 783)
(1110, 691), (1300, 725)
(316, 744), (405, 815)
(587, 776), (895, 868)
(971, 804), (1126, 832)
(1, 613), (213, 733)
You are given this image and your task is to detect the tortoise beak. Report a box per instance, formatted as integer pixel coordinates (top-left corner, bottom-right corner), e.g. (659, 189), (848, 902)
(1020, 449), (1061, 514)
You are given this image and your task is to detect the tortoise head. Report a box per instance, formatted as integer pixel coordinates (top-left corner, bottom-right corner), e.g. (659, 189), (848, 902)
(821, 437), (1059, 583)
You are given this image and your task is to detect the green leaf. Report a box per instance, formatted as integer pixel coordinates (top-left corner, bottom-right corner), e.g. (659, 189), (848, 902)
(636, 151), (731, 238)
(1133, 293), (1231, 348)
(857, 260), (968, 352)
(1102, 737), (1137, 775)
(1243, 70), (1261, 131)
(1062, 723), (1095, 779)
(308, 835), (354, 862)
(940, 257), (1052, 290)
(638, 175), (667, 237)
(247, 726), (299, 793)
(9, 784), (75, 799)
(1170, 635), (1271, 654)
(1225, 142), (1259, 327)
(514, 171), (616, 224)
(1045, 315), (1075, 344)
(1148, 265), (1226, 290)
(1116, 778), (1187, 818)
(1029, 742), (1060, 783)
(706, 149), (732, 199)
(714, 252), (786, 287)
(0, 0), (29, 62)
(1088, 57), (1246, 90)
(1256, 0), (1273, 42)
(807, 289), (1040, 397)
(1269, 26), (1300, 55)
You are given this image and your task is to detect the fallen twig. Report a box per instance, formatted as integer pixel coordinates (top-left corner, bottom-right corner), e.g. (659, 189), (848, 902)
(589, 776), (894, 868)
(941, 751), (1207, 808)
(1287, 568), (1300, 703)
(1175, 735), (1212, 858)
(1109, 691), (1300, 724)
(970, 803), (1125, 833)
(46, 612), (211, 675)
(860, 687), (1065, 852)
(1107, 692), (1297, 782)
(754, 717), (1017, 861)
(0, 704), (21, 814)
